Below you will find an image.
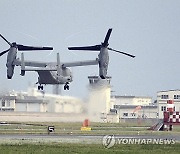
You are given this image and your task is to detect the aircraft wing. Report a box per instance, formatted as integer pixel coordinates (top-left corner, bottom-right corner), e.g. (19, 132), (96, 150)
(13, 59), (47, 67)
(14, 53), (98, 77)
(20, 67), (57, 71)
(13, 53), (56, 76)
(62, 58), (99, 68)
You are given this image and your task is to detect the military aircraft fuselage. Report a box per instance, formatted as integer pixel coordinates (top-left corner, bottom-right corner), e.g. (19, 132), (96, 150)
(37, 66), (72, 85)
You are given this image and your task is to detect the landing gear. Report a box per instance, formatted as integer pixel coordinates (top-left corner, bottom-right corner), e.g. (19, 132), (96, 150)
(36, 77), (44, 91)
(64, 83), (69, 90)
(38, 85), (44, 90)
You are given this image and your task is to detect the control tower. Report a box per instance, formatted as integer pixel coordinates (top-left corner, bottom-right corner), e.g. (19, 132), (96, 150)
(87, 76), (113, 122)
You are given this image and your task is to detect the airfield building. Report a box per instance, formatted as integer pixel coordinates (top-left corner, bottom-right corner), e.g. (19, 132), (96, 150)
(2, 86), (179, 123)
(0, 87), (84, 114)
(157, 90), (180, 119)
(111, 95), (158, 119)
(87, 75), (158, 122)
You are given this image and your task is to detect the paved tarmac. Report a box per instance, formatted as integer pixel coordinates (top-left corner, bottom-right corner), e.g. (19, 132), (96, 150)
(0, 134), (179, 144)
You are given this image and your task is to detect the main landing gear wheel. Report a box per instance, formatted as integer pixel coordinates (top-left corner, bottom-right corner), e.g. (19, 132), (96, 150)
(38, 85), (44, 90)
(64, 83), (69, 90)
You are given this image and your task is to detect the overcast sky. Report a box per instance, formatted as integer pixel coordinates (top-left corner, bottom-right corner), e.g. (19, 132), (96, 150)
(0, 0), (180, 99)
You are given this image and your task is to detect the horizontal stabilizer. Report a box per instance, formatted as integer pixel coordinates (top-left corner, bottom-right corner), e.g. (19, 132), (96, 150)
(57, 53), (61, 76)
(21, 53), (25, 76)
(68, 45), (101, 51)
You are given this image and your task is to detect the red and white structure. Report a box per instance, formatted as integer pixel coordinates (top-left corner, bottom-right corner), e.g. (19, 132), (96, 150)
(149, 100), (180, 131)
(164, 111), (180, 125)
(163, 100), (180, 130)
(167, 100), (174, 112)
(157, 90), (180, 119)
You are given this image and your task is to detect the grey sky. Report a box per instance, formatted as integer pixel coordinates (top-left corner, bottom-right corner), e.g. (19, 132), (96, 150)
(0, 0), (180, 99)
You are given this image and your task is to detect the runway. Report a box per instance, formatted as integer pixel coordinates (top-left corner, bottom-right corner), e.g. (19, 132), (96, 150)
(0, 134), (179, 144)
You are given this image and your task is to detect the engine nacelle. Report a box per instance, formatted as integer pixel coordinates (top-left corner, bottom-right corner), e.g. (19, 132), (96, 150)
(99, 66), (107, 79)
(98, 47), (109, 79)
(6, 47), (17, 79)
(7, 65), (15, 79)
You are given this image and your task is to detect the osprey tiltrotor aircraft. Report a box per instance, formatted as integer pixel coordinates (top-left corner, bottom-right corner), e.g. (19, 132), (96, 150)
(0, 28), (135, 91)
(68, 28), (135, 79)
(0, 34), (98, 90)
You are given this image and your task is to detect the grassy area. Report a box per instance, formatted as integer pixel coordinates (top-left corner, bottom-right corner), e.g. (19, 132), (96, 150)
(0, 122), (179, 153)
(0, 122), (180, 135)
(0, 143), (179, 154)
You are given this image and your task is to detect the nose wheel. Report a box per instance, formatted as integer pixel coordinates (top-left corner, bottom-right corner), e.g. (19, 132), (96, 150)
(64, 83), (69, 90)
(36, 77), (44, 91)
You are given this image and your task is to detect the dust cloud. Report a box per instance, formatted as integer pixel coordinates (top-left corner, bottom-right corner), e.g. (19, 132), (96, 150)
(85, 78), (112, 122)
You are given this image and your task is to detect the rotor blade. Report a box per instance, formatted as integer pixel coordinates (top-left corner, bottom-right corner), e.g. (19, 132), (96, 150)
(108, 47), (135, 58)
(0, 34), (12, 46)
(68, 45), (101, 51)
(0, 49), (10, 57)
(17, 44), (53, 51)
(103, 28), (112, 47)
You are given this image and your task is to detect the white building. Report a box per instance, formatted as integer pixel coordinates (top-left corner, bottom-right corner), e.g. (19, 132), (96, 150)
(114, 105), (158, 119)
(112, 96), (152, 106)
(15, 96), (48, 112)
(112, 95), (158, 119)
(157, 90), (180, 119)
(0, 87), (84, 114)
(28, 88), (84, 113)
(87, 75), (158, 122)
(0, 95), (16, 111)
